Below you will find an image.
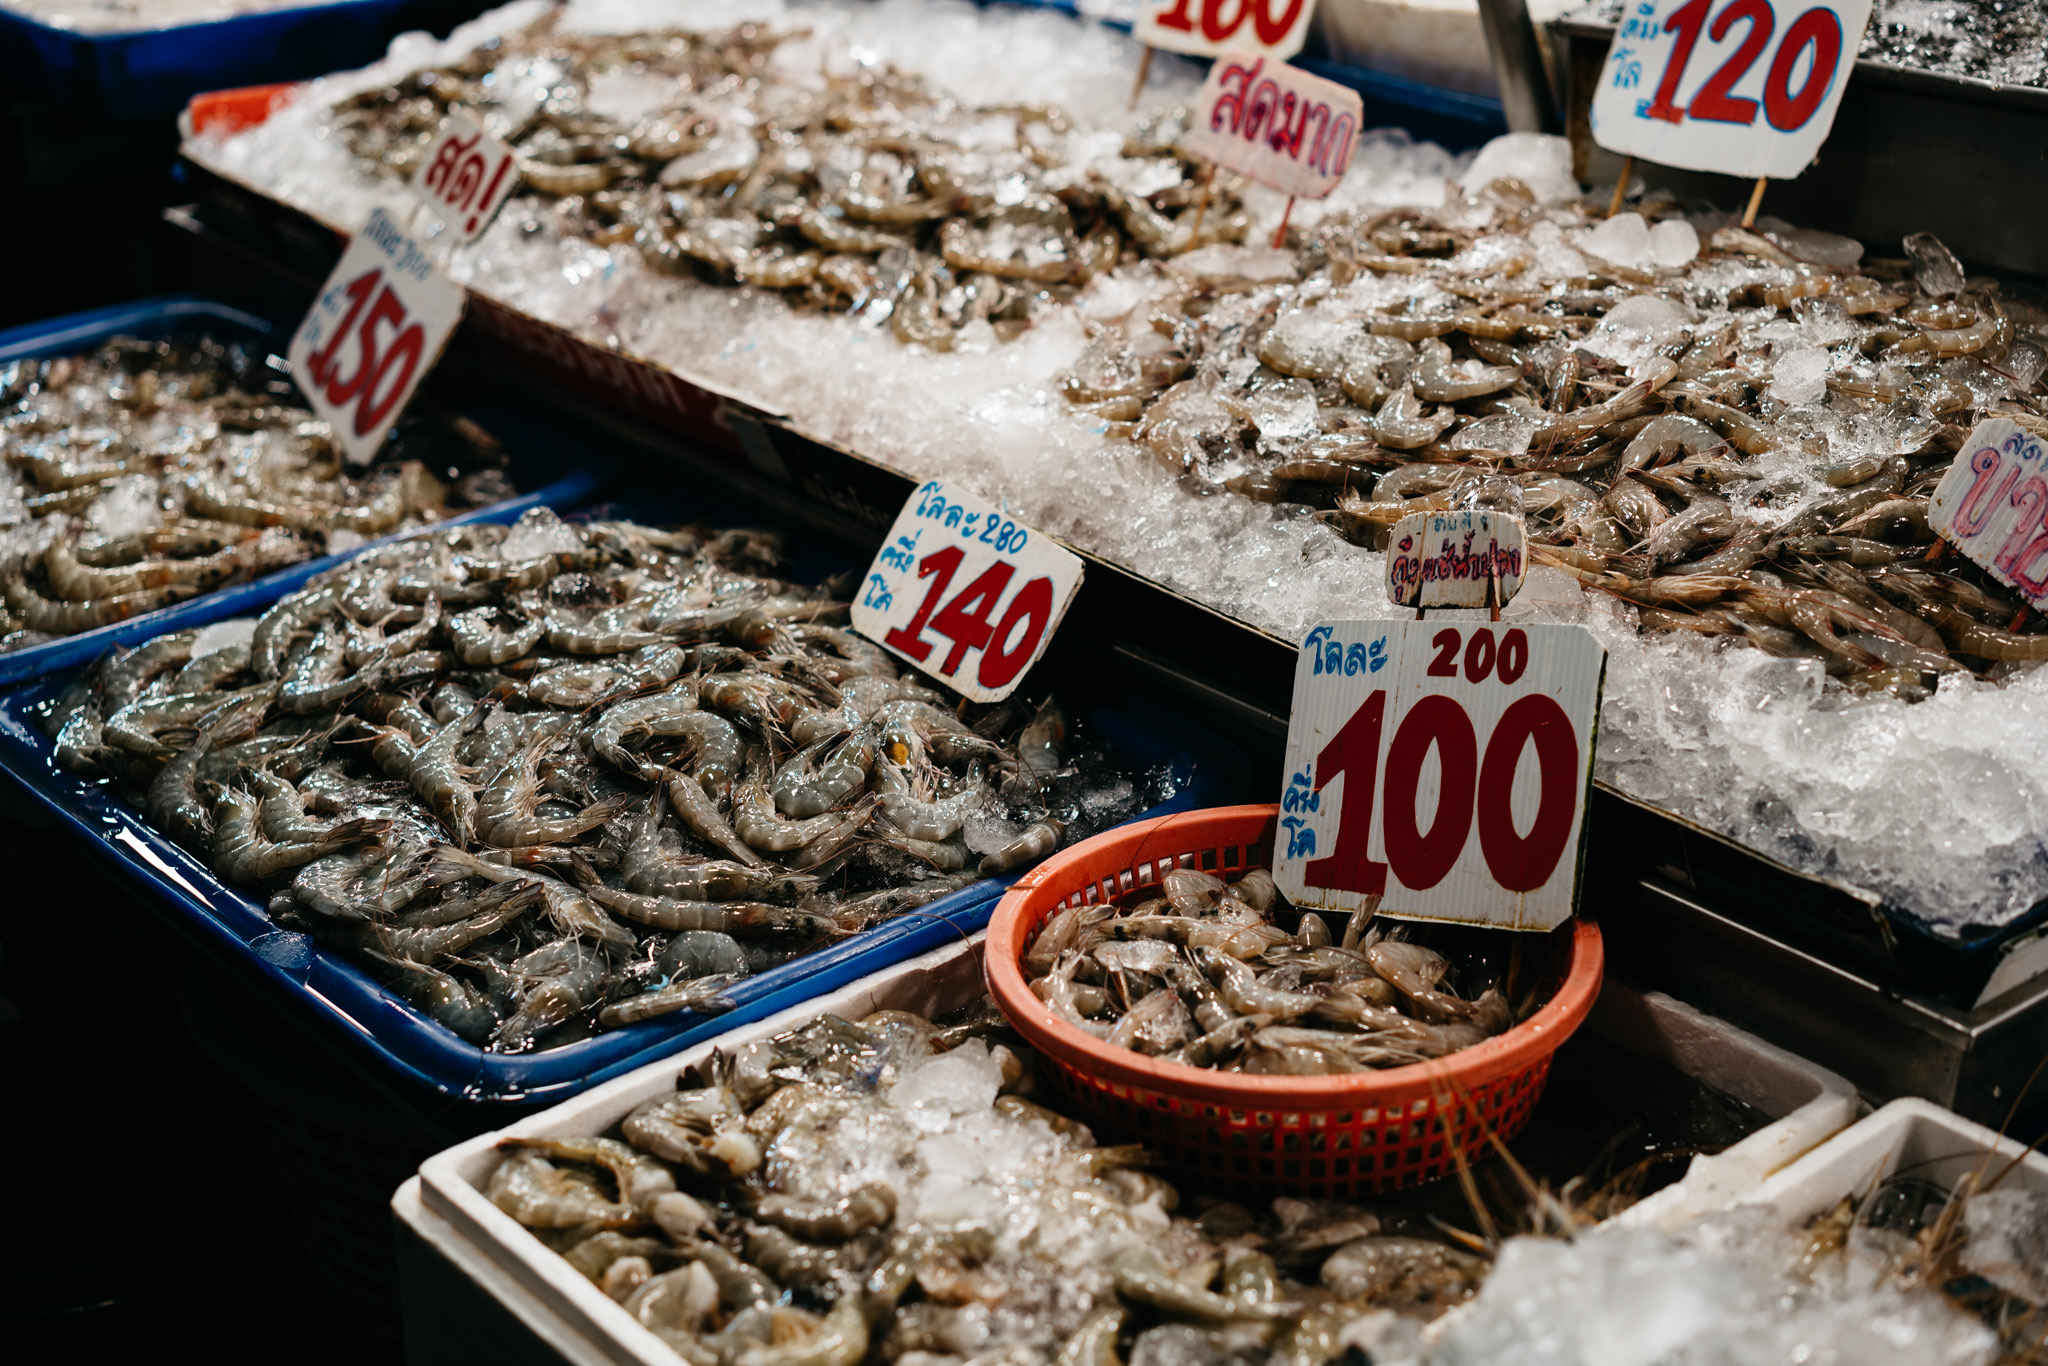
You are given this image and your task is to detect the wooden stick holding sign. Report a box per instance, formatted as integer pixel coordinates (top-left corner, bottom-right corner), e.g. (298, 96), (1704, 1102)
(1180, 53), (1363, 243)
(1588, 0), (1874, 218)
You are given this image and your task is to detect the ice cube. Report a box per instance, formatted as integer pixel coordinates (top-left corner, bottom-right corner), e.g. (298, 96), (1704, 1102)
(499, 506), (584, 560)
(1769, 346), (1831, 406)
(1647, 218), (1701, 269)
(83, 474), (162, 539)
(1580, 212), (1653, 269)
(1458, 133), (1580, 206)
(189, 617), (259, 657)
(1581, 294), (1695, 366)
(1962, 1188), (2048, 1303)
(892, 1039), (1002, 1120)
(1130, 1325), (1224, 1366)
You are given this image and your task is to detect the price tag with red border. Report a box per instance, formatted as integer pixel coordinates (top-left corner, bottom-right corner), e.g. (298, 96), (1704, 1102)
(1591, 0), (1874, 179)
(410, 110), (519, 245)
(1136, 0), (1319, 60)
(1929, 417), (2048, 610)
(1275, 621), (1605, 931)
(1180, 53), (1362, 199)
(288, 207), (464, 467)
(851, 480), (1084, 704)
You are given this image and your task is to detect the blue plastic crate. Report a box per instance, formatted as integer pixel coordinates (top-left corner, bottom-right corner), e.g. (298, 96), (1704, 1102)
(0, 295), (610, 689)
(0, 493), (1251, 1117)
(0, 0), (468, 121)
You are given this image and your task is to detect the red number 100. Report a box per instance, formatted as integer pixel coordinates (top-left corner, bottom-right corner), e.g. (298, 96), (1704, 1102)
(1305, 628), (1580, 897)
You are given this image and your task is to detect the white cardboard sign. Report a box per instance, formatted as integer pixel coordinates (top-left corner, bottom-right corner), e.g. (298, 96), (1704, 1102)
(411, 110), (519, 245)
(289, 208), (464, 467)
(1180, 53), (1361, 199)
(1387, 510), (1527, 611)
(1276, 620), (1606, 931)
(1929, 417), (2048, 610)
(1135, 0), (1319, 60)
(852, 480), (1085, 704)
(1591, 0), (1874, 179)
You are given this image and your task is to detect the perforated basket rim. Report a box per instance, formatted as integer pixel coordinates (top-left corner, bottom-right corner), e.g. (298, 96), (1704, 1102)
(985, 803), (1603, 1111)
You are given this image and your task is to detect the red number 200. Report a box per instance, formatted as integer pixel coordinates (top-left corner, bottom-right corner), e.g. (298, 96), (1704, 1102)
(1304, 627), (1579, 897)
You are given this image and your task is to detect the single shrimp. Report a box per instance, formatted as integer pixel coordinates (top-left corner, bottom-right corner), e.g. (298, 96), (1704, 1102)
(477, 726), (631, 848)
(978, 817), (1064, 875)
(408, 706), (484, 839)
(448, 606), (546, 666)
(430, 845), (635, 947)
(211, 787), (386, 883)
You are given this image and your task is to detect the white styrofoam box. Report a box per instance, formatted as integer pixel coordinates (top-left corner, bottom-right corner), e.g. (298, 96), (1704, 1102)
(394, 1177), (617, 1366)
(1745, 1097), (2048, 1227)
(415, 934), (992, 1366)
(403, 936), (1859, 1366)
(1603, 987), (1861, 1233)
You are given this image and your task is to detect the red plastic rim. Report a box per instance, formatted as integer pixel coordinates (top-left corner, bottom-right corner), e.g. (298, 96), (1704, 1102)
(185, 83), (303, 139)
(984, 804), (1604, 1193)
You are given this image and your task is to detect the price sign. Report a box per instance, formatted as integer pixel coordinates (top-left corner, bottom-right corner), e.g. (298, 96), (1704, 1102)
(288, 208), (464, 467)
(1591, 0), (1874, 179)
(1387, 510), (1527, 611)
(1930, 418), (2048, 610)
(1180, 54), (1361, 199)
(411, 110), (518, 245)
(851, 480), (1084, 703)
(1276, 621), (1606, 931)
(1136, 0), (1319, 60)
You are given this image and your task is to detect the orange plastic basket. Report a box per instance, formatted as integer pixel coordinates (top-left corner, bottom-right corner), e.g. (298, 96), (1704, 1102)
(985, 804), (1603, 1198)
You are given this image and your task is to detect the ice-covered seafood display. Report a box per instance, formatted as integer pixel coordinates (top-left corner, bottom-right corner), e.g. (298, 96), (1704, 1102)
(44, 509), (1179, 1052)
(477, 1001), (2031, 1366)
(182, 0), (2048, 933)
(480, 1004), (1493, 1365)
(1025, 868), (1519, 1072)
(331, 10), (1243, 346)
(1063, 207), (2048, 697)
(0, 334), (516, 652)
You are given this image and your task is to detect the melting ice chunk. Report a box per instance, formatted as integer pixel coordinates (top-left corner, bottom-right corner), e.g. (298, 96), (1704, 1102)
(500, 506), (583, 560)
(1580, 212), (1652, 269)
(1769, 346), (1831, 406)
(1647, 219), (1701, 269)
(892, 1039), (1002, 1121)
(1458, 133), (1580, 206)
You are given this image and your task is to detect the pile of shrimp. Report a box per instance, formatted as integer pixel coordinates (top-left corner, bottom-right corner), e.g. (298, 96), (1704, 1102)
(1026, 869), (1522, 1073)
(44, 509), (1167, 1052)
(330, 16), (1246, 349)
(0, 334), (514, 651)
(1061, 190), (2048, 698)
(479, 1004), (1494, 1366)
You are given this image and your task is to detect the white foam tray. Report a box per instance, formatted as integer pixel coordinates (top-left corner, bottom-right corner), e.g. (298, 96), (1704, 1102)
(1744, 1096), (2048, 1224)
(398, 937), (1860, 1366)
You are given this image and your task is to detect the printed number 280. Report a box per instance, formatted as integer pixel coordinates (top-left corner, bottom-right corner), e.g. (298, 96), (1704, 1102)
(885, 545), (1054, 691)
(1307, 627), (1579, 898)
(1641, 0), (1844, 132)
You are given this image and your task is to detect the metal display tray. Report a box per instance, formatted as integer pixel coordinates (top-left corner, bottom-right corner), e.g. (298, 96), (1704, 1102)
(1549, 15), (2048, 282)
(162, 123), (2048, 1123)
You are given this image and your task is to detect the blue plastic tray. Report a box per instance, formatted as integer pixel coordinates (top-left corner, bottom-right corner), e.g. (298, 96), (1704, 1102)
(0, 295), (609, 690)
(0, 501), (1250, 1116)
(0, 0), (464, 120)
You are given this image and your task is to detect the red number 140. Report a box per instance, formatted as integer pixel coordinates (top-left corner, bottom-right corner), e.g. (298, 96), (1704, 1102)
(884, 545), (1055, 691)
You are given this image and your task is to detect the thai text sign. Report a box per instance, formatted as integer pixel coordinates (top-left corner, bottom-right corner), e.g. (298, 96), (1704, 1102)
(1181, 53), (1361, 198)
(1387, 510), (1526, 610)
(1930, 417), (2048, 611)
(410, 111), (519, 244)
(1276, 621), (1606, 931)
(288, 207), (464, 466)
(1591, 0), (1874, 178)
(851, 480), (1085, 703)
